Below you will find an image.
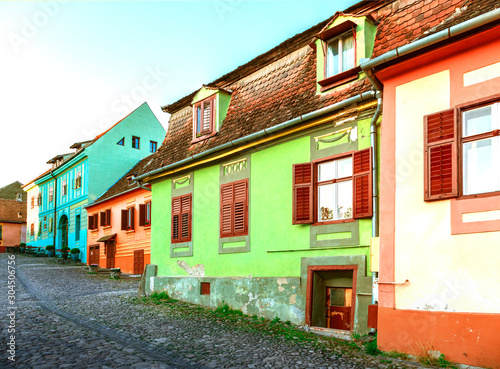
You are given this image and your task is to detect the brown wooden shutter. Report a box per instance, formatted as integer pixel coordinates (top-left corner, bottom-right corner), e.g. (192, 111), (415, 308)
(172, 197), (181, 242)
(106, 209), (111, 226)
(93, 214), (99, 229)
(88, 215), (93, 230)
(233, 180), (248, 235)
(353, 148), (373, 218)
(424, 109), (458, 201)
(139, 204), (146, 226)
(100, 212), (106, 227)
(292, 163), (313, 224)
(220, 183), (234, 237)
(129, 207), (135, 230)
(180, 195), (191, 242)
(121, 209), (127, 230)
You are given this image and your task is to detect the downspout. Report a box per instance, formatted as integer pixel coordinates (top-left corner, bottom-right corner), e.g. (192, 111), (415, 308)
(361, 62), (383, 309)
(134, 178), (152, 192)
(49, 171), (57, 248)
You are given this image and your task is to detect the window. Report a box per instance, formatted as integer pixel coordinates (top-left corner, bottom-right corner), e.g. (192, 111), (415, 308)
(74, 171), (82, 189)
(88, 213), (99, 230)
(293, 148), (372, 224)
(62, 180), (67, 196)
(172, 194), (191, 243)
(326, 31), (355, 78)
(49, 186), (54, 202)
(16, 193), (22, 202)
(43, 216), (47, 231)
(75, 215), (81, 241)
(0, 225), (2, 240)
(100, 209), (111, 227)
(121, 207), (135, 231)
(132, 136), (140, 149)
(30, 223), (34, 237)
(31, 196), (34, 209)
(38, 221), (41, 236)
(424, 100), (500, 200)
(38, 193), (42, 207)
(220, 179), (248, 237)
(200, 282), (211, 296)
(139, 202), (151, 227)
(150, 141), (157, 153)
(193, 97), (215, 140)
(48, 217), (53, 233)
(117, 137), (125, 146)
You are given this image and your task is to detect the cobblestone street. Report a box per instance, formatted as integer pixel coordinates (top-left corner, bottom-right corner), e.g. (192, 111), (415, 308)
(1, 255), (428, 369)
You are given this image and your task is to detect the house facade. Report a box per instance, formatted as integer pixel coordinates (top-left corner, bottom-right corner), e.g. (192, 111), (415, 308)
(23, 102), (165, 262)
(0, 181), (27, 251)
(136, 3), (389, 334)
(362, 0), (500, 366)
(85, 156), (154, 274)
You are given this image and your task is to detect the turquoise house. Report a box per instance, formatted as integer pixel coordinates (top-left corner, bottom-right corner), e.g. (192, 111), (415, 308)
(24, 103), (165, 262)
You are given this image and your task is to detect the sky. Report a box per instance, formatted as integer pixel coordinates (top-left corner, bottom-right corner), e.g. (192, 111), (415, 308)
(0, 0), (358, 188)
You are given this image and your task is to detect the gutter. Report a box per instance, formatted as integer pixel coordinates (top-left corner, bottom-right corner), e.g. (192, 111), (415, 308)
(135, 90), (377, 182)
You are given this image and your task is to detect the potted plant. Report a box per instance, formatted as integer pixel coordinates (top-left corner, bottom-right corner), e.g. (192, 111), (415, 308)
(110, 267), (121, 279)
(19, 243), (26, 253)
(89, 264), (99, 273)
(70, 248), (80, 262)
(45, 245), (55, 257)
(61, 246), (70, 260)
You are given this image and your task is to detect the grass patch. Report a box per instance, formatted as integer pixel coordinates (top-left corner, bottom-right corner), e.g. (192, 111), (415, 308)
(384, 350), (410, 360)
(417, 353), (457, 368)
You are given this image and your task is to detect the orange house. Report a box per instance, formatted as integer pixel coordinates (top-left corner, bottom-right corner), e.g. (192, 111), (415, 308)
(85, 157), (153, 274)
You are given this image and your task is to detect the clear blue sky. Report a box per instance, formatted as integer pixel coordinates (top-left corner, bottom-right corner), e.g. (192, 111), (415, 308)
(0, 0), (358, 188)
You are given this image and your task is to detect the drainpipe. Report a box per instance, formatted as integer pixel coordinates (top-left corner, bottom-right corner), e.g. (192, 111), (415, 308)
(134, 178), (152, 192)
(360, 62), (383, 310)
(49, 171), (57, 248)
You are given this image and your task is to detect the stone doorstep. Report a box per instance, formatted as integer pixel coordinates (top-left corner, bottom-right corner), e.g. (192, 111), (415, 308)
(309, 326), (353, 341)
(85, 267), (142, 279)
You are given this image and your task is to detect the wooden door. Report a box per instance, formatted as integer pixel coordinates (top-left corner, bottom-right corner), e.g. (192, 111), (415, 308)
(106, 241), (115, 269)
(88, 244), (100, 265)
(326, 287), (352, 330)
(133, 249), (144, 275)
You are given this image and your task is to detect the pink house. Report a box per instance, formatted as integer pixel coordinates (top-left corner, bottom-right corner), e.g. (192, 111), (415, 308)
(85, 157), (153, 274)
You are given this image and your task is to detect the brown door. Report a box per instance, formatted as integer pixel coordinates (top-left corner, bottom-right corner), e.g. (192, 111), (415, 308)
(88, 245), (100, 265)
(106, 241), (115, 269)
(133, 249), (144, 275)
(326, 287), (352, 330)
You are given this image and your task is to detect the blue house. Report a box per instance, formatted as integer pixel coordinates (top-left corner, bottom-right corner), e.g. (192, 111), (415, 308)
(24, 102), (165, 262)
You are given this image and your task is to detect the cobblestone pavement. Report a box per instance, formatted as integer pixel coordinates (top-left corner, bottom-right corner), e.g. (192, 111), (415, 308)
(1, 255), (432, 369)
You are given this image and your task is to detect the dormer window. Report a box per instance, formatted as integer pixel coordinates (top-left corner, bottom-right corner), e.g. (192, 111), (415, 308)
(326, 31), (355, 78)
(315, 18), (376, 92)
(194, 97), (215, 140)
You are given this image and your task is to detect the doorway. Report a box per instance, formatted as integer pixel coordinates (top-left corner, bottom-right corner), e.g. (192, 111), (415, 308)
(88, 244), (100, 266)
(133, 249), (144, 275)
(106, 241), (115, 269)
(305, 265), (357, 331)
(58, 215), (69, 250)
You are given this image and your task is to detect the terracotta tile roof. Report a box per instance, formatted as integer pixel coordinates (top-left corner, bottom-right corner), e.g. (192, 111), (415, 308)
(89, 155), (155, 207)
(0, 199), (26, 223)
(372, 0), (498, 58)
(148, 49), (371, 173)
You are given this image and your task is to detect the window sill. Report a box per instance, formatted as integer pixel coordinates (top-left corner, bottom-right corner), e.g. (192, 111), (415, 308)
(103, 225), (111, 229)
(318, 66), (361, 92)
(191, 131), (217, 144)
(144, 225), (151, 229)
(126, 229), (135, 234)
(171, 239), (191, 244)
(313, 218), (355, 226)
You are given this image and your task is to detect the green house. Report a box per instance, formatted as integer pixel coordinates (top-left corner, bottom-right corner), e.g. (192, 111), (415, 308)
(138, 6), (381, 334)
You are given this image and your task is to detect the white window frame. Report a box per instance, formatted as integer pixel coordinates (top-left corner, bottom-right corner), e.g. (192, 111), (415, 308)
(326, 31), (355, 78)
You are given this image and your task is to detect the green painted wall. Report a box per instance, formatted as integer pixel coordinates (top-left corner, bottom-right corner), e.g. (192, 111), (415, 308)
(153, 129), (372, 279)
(151, 178), (171, 276)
